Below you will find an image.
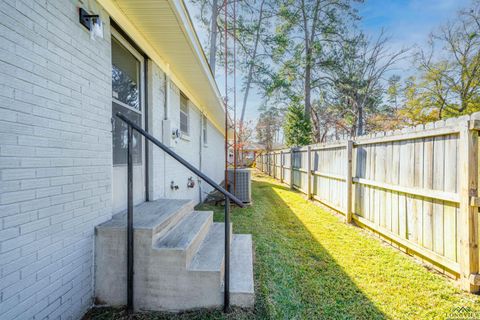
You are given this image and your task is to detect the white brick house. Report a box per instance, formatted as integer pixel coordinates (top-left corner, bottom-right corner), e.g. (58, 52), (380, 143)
(0, 1), (253, 319)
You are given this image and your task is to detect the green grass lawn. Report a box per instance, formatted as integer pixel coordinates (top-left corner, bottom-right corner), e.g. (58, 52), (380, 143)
(86, 172), (480, 319)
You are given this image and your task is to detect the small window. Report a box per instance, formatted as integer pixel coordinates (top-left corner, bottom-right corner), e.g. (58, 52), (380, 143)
(202, 115), (208, 145)
(180, 93), (189, 135)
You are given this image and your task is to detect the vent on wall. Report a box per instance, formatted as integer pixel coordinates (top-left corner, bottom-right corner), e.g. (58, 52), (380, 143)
(227, 169), (251, 203)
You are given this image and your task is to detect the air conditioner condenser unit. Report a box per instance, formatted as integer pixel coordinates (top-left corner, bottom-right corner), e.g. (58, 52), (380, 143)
(227, 168), (251, 204)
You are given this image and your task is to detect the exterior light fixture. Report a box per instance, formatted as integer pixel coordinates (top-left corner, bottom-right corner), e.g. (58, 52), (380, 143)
(79, 7), (99, 31)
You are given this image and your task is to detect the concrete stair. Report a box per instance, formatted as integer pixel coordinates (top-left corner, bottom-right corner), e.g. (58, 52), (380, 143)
(94, 199), (254, 311)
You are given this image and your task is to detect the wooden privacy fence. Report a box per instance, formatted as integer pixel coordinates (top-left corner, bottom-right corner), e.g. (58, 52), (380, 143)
(257, 114), (480, 293)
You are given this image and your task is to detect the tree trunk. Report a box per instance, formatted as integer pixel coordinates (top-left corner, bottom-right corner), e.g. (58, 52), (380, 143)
(305, 64), (312, 120)
(311, 110), (321, 142)
(356, 103), (364, 136)
(240, 0), (266, 127)
(209, 0), (219, 75)
(304, 46), (312, 122)
(240, 73), (253, 127)
(350, 125), (356, 137)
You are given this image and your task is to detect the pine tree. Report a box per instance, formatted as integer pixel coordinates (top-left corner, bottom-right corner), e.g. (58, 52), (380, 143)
(284, 103), (313, 147)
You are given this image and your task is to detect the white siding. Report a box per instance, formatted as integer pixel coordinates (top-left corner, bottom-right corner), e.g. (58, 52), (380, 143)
(150, 78), (225, 203)
(201, 121), (226, 199)
(147, 60), (167, 201)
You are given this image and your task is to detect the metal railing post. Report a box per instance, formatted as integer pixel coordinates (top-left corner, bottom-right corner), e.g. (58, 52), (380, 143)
(224, 196), (231, 312)
(127, 125), (134, 313)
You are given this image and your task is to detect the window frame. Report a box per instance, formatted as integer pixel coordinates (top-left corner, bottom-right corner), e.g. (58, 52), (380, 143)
(111, 32), (143, 114)
(111, 28), (145, 167)
(179, 92), (190, 137)
(202, 114), (208, 146)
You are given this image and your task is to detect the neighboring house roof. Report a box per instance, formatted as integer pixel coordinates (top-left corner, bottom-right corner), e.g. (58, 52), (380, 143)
(273, 143), (286, 150)
(99, 0), (225, 133)
(242, 143), (265, 151)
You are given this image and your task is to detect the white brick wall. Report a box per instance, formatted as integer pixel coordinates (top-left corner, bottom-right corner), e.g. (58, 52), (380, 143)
(0, 0), (112, 319)
(0, 0), (225, 319)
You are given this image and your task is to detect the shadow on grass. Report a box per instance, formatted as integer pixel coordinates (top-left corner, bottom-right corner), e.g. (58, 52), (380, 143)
(208, 174), (387, 319)
(85, 173), (386, 320)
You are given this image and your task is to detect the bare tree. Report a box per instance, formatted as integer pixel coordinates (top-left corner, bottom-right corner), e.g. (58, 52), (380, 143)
(324, 30), (408, 135)
(269, 0), (360, 127)
(239, 0), (268, 127)
(416, 4), (480, 118)
(256, 107), (282, 151)
(190, 0), (277, 133)
(236, 120), (255, 164)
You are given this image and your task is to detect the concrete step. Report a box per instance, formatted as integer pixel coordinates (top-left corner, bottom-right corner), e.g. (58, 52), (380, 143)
(188, 222), (232, 274)
(153, 211), (213, 266)
(94, 199), (255, 312)
(94, 199), (195, 305)
(97, 199), (194, 241)
(189, 223), (225, 273)
(229, 234), (254, 307)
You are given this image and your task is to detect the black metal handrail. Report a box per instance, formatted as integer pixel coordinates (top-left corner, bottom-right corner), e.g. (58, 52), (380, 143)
(116, 112), (243, 313)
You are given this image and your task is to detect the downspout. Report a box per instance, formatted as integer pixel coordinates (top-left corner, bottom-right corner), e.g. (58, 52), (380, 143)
(199, 113), (203, 203)
(163, 73), (168, 198)
(164, 73), (168, 121)
(145, 58), (149, 201)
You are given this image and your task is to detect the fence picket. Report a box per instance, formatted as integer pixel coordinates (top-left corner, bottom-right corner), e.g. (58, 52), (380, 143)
(444, 118), (458, 262)
(413, 125), (425, 246)
(433, 120), (446, 256)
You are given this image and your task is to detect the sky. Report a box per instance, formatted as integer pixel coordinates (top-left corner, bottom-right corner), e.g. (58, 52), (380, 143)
(186, 0), (472, 124)
(359, 0), (470, 65)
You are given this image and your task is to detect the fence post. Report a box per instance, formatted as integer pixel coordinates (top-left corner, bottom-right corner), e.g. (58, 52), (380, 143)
(280, 151), (284, 183)
(270, 153), (273, 176)
(273, 152), (277, 179)
(307, 146), (312, 199)
(290, 148), (294, 189)
(265, 153), (267, 174)
(262, 154), (264, 172)
(267, 153), (270, 175)
(263, 154), (266, 173)
(459, 120), (479, 292)
(345, 140), (353, 223)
